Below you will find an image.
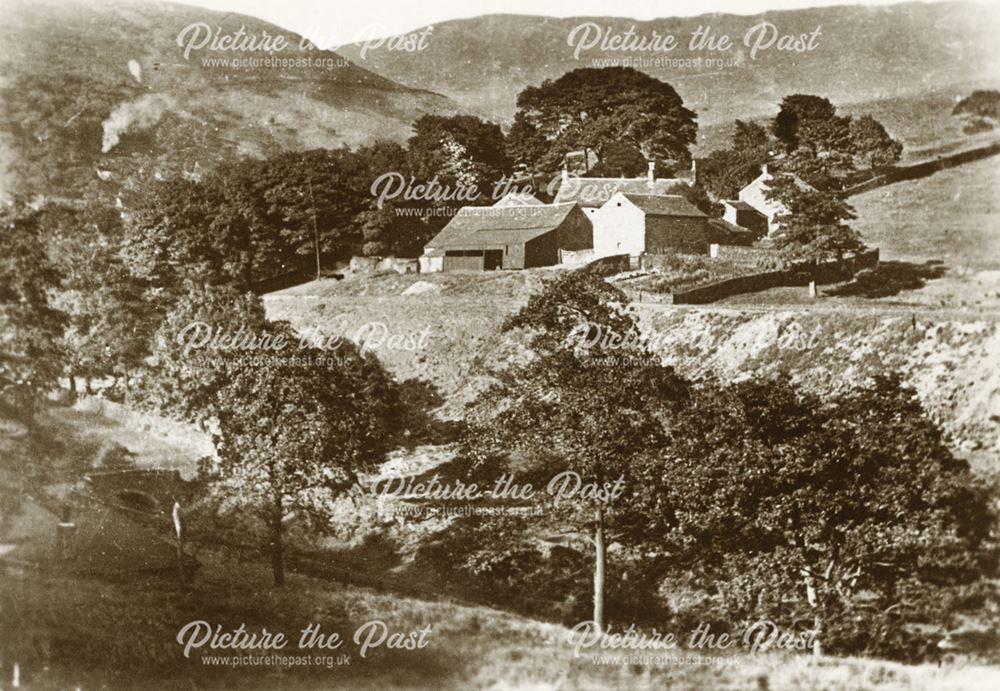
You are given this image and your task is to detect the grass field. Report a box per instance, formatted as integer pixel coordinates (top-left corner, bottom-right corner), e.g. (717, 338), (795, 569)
(851, 155), (1000, 270)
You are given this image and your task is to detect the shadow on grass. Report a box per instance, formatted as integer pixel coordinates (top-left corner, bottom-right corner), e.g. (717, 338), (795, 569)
(826, 260), (948, 298)
(396, 378), (466, 447)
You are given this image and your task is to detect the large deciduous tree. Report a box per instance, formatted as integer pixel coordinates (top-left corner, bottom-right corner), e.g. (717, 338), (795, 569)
(407, 114), (511, 197)
(766, 174), (863, 263)
(641, 375), (997, 659)
(508, 67), (697, 174)
(207, 320), (401, 586)
(468, 269), (687, 629)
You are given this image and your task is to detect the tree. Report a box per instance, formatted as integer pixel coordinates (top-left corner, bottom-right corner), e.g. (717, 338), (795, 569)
(207, 320), (401, 585)
(696, 147), (767, 201)
(850, 115), (903, 168)
(121, 176), (217, 290)
(0, 202), (66, 422)
(589, 142), (648, 178)
(766, 173), (863, 263)
(696, 119), (770, 201)
(354, 140), (435, 257)
(952, 89), (1000, 120)
(254, 148), (370, 268)
(468, 270), (687, 629)
(45, 199), (162, 400)
(510, 68), (697, 174)
(640, 375), (997, 659)
(145, 283), (267, 420)
(773, 94), (839, 151)
(407, 114), (511, 199)
(733, 119), (768, 152)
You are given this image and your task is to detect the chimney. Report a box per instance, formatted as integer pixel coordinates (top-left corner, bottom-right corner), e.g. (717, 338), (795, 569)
(562, 165), (569, 186)
(761, 163), (769, 178)
(690, 158), (698, 183)
(56, 504), (76, 561)
(647, 160), (655, 183)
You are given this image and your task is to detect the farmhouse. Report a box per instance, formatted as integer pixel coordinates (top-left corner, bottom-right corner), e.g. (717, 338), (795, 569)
(592, 192), (714, 258)
(422, 202), (592, 271)
(553, 161), (694, 216)
(738, 164), (814, 235)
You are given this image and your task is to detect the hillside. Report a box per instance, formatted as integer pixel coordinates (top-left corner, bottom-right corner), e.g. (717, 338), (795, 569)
(338, 2), (999, 141)
(0, 0), (456, 200)
(851, 155), (1000, 269)
(264, 268), (1000, 467)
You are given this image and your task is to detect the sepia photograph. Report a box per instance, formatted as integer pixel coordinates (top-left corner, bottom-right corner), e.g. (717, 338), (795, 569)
(1, 0), (999, 688)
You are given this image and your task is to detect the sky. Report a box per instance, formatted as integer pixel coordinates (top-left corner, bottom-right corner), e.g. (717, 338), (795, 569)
(177, 0), (956, 48)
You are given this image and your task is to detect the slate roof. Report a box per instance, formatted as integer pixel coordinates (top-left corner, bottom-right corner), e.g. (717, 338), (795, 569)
(425, 203), (578, 251)
(553, 177), (685, 207)
(620, 194), (707, 218)
(494, 192), (544, 207)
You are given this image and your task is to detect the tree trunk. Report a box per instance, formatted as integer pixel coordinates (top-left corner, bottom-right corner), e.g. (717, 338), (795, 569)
(802, 568), (822, 656)
(593, 506), (606, 631)
(812, 613), (823, 657)
(271, 494), (285, 586)
(68, 372), (77, 402)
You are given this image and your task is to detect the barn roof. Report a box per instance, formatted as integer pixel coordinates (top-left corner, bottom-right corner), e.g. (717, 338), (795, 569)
(620, 194), (707, 218)
(553, 176), (684, 207)
(494, 192), (544, 207)
(426, 203), (578, 251)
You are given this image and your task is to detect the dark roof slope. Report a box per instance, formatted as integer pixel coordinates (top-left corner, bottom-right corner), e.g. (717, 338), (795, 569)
(426, 203), (578, 250)
(553, 177), (683, 207)
(621, 194), (707, 218)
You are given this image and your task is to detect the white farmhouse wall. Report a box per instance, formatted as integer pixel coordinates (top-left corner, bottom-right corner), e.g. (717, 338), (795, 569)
(593, 193), (646, 258)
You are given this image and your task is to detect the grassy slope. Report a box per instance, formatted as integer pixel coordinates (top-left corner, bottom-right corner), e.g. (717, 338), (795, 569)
(6, 561), (1000, 690)
(851, 155), (1000, 271)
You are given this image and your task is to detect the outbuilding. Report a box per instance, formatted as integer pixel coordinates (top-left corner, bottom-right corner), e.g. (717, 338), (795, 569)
(422, 203), (592, 271)
(592, 192), (713, 258)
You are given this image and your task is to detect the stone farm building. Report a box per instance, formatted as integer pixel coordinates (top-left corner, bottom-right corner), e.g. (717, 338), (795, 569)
(737, 164), (815, 235)
(422, 202), (592, 271)
(592, 192), (716, 257)
(721, 200), (768, 238)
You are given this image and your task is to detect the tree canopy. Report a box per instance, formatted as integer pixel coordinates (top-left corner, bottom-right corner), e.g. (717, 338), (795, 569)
(508, 67), (697, 174)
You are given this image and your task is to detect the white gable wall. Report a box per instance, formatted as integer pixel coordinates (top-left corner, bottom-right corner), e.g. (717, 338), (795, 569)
(593, 193), (646, 258)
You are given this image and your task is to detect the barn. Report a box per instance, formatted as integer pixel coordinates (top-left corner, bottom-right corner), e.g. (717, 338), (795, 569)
(592, 192), (713, 257)
(422, 203), (592, 271)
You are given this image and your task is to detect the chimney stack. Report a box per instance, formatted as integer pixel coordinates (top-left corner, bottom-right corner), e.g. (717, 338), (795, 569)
(647, 160), (655, 183)
(562, 165), (569, 186)
(761, 163), (769, 178)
